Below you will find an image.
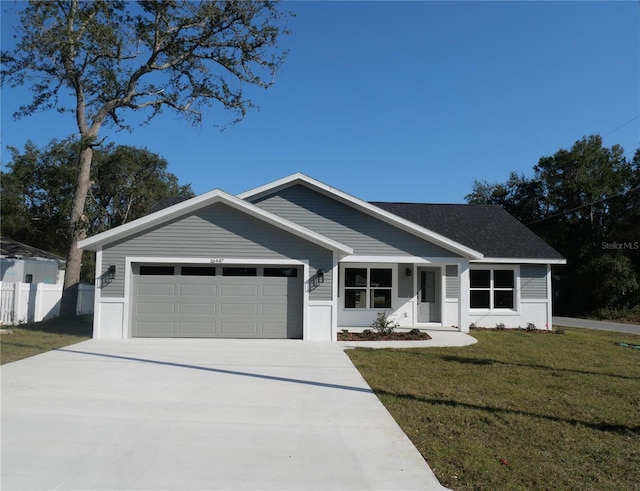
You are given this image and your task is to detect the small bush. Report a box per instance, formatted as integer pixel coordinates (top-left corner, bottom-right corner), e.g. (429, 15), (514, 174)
(370, 311), (398, 335)
(469, 322), (477, 330)
(525, 322), (537, 332)
(339, 329), (350, 340)
(495, 323), (506, 330)
(408, 328), (422, 336)
(362, 329), (374, 338)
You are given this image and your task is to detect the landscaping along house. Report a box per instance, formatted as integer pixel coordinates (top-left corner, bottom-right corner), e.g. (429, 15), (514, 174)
(78, 173), (565, 340)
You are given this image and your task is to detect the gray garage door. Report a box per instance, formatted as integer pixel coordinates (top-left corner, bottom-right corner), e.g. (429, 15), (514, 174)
(131, 264), (303, 338)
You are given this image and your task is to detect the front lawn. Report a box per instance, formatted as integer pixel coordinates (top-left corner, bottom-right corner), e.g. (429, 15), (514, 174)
(346, 328), (640, 491)
(0, 316), (93, 365)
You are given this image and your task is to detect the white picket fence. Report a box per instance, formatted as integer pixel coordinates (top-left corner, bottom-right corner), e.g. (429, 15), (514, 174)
(0, 282), (94, 325)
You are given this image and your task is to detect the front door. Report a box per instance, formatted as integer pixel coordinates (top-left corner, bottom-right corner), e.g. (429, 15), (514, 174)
(417, 267), (440, 323)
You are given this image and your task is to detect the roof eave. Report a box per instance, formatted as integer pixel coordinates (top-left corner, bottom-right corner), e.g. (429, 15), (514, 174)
(471, 257), (567, 265)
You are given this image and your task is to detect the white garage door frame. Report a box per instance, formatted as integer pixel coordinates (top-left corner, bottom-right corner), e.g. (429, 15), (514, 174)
(123, 256), (310, 339)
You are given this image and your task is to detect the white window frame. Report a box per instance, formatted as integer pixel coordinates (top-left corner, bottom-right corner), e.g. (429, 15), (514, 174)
(469, 266), (518, 311)
(341, 264), (394, 310)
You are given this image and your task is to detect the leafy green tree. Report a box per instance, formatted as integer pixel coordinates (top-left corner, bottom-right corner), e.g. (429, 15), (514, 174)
(88, 145), (193, 235)
(1, 0), (291, 317)
(467, 135), (640, 316)
(466, 171), (547, 226)
(1, 139), (194, 282)
(1, 140), (77, 254)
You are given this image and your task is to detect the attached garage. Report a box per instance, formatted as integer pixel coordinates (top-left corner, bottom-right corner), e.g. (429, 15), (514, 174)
(132, 264), (303, 338)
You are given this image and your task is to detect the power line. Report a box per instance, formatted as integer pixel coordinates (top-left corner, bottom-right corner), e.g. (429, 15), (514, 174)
(525, 185), (640, 226)
(603, 115), (639, 137)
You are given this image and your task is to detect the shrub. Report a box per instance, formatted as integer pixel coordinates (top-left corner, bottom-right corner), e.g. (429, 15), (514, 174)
(362, 329), (374, 338)
(370, 311), (398, 335)
(408, 328), (422, 337)
(495, 323), (506, 330)
(525, 322), (537, 332)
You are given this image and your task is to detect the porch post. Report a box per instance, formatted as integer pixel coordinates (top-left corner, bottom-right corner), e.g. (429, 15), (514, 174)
(546, 264), (552, 330)
(459, 260), (470, 333)
(331, 250), (340, 341)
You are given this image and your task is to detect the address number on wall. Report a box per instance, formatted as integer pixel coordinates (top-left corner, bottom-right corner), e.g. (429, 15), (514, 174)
(210, 258), (225, 264)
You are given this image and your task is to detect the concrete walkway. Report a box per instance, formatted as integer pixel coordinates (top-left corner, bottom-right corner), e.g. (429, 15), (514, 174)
(553, 316), (640, 335)
(2, 339), (451, 491)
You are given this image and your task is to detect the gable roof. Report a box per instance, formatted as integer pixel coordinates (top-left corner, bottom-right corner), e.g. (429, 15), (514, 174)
(371, 202), (565, 262)
(78, 189), (353, 255)
(0, 237), (65, 264)
(88, 173), (564, 264)
(238, 173), (484, 260)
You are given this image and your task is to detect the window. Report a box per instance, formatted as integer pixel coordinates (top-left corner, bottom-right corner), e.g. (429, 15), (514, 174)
(264, 267), (298, 277)
(222, 267), (257, 276)
(344, 267), (392, 309)
(181, 266), (216, 276)
(470, 269), (514, 309)
(140, 266), (174, 275)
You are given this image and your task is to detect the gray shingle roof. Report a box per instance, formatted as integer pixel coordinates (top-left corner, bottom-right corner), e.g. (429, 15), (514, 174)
(0, 237), (65, 264)
(150, 195), (563, 261)
(371, 202), (564, 260)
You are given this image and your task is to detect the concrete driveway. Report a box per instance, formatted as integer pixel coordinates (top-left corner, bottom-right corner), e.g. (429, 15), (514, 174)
(2, 339), (449, 490)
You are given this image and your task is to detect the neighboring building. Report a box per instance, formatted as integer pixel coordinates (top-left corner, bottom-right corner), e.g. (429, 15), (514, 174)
(1, 237), (65, 285)
(78, 173), (565, 340)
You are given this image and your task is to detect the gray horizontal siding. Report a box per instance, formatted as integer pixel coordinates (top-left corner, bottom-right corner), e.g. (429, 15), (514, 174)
(397, 263), (414, 298)
(520, 265), (547, 299)
(100, 202), (333, 300)
(445, 265), (459, 299)
(252, 185), (460, 258)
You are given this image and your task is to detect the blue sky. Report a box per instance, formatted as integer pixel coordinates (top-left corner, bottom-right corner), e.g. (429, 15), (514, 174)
(1, 1), (638, 203)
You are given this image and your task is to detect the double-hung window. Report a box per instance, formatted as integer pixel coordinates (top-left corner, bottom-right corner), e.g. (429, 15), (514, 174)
(470, 269), (515, 310)
(344, 267), (392, 309)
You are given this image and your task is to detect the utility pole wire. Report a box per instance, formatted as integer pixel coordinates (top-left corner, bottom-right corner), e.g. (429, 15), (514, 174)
(525, 185), (640, 226)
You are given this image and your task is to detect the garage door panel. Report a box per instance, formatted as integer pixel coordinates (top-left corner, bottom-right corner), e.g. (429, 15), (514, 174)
(177, 322), (217, 335)
(221, 303), (258, 315)
(137, 284), (175, 296)
(219, 321), (258, 336)
(262, 304), (287, 316)
(137, 303), (175, 315)
(262, 285), (288, 297)
(136, 321), (174, 335)
(262, 322), (287, 336)
(132, 264), (302, 338)
(178, 303), (216, 315)
(220, 285), (258, 297)
(179, 284), (217, 296)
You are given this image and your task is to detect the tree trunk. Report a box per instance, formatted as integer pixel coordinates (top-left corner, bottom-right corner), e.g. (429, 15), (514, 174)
(59, 144), (94, 319)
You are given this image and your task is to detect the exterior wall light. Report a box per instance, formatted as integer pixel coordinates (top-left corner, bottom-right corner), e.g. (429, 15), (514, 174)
(107, 264), (116, 280)
(317, 268), (324, 283)
(406, 267), (412, 277)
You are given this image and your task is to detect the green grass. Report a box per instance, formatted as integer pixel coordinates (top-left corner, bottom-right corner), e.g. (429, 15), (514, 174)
(0, 316), (93, 365)
(345, 328), (640, 491)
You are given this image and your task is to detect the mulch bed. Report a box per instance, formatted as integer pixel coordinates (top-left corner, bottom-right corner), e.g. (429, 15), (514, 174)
(338, 331), (432, 341)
